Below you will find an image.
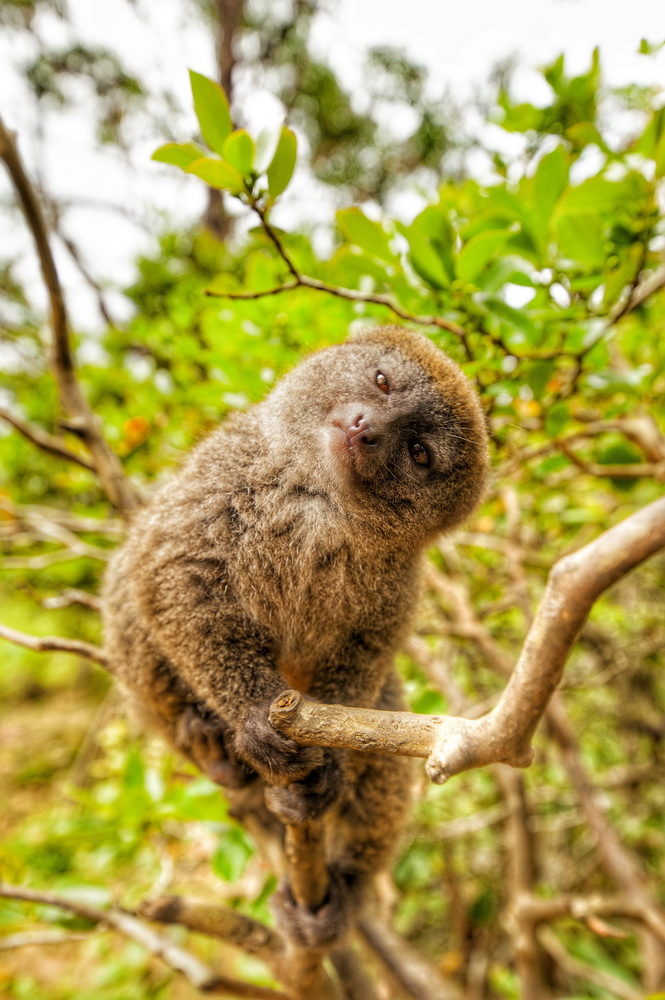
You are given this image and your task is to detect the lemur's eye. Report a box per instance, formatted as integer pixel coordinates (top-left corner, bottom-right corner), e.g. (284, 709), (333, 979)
(376, 372), (389, 393)
(410, 442), (430, 467)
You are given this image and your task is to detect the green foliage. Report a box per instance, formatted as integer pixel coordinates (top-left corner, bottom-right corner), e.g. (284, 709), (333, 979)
(23, 44), (145, 144)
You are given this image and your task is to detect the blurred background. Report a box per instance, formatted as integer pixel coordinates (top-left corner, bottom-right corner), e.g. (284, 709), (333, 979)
(1, 2), (665, 998)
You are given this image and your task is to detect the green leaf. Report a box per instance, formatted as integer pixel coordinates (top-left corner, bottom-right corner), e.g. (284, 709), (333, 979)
(222, 129), (255, 177)
(152, 142), (206, 170)
(639, 38), (665, 55)
(484, 296), (540, 345)
(555, 212), (605, 268)
(411, 689), (447, 714)
(526, 360), (555, 399)
(545, 401), (570, 436)
(337, 207), (394, 262)
(189, 70), (232, 156)
(534, 146), (569, 228)
(185, 156), (244, 194)
(457, 230), (509, 283)
(636, 106), (665, 178)
(603, 244), (643, 307)
(212, 826), (254, 882)
(398, 206), (455, 289)
(267, 127), (297, 199)
(556, 177), (621, 214)
(254, 126), (282, 173)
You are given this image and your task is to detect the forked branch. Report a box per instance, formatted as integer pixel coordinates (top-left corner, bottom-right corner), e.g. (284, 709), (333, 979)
(271, 495), (665, 783)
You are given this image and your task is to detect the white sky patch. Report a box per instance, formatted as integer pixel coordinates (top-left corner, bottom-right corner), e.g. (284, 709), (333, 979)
(504, 284), (537, 309)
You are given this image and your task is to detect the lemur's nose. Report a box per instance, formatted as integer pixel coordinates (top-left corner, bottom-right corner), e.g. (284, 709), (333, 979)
(346, 414), (377, 448)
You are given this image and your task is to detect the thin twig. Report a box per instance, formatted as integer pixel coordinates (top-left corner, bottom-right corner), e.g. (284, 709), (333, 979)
(0, 499), (124, 535)
(0, 930), (94, 949)
(0, 408), (95, 471)
(139, 896), (284, 964)
(43, 588), (102, 611)
(359, 916), (462, 1000)
(0, 622), (107, 667)
(205, 198), (470, 341)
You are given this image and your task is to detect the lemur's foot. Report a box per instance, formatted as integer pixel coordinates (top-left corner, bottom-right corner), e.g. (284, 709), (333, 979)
(272, 868), (362, 949)
(175, 705), (255, 788)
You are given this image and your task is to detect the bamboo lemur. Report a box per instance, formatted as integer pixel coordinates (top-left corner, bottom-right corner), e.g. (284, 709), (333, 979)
(103, 325), (489, 946)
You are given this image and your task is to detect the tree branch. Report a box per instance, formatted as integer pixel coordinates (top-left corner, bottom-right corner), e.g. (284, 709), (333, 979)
(558, 440), (665, 481)
(205, 199), (471, 341)
(0, 117), (138, 516)
(537, 925), (641, 1000)
(139, 896), (285, 964)
(271, 496), (665, 783)
(358, 916), (463, 1000)
(0, 407), (95, 471)
(0, 884), (291, 1000)
(0, 622), (107, 667)
(518, 892), (665, 945)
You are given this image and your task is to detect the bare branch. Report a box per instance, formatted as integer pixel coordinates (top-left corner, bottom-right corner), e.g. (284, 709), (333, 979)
(3, 510), (111, 565)
(42, 588), (102, 611)
(269, 689), (443, 758)
(139, 896), (284, 964)
(495, 768), (545, 1000)
(0, 930), (94, 949)
(3, 549), (108, 570)
(330, 946), (380, 1000)
(359, 916), (463, 1000)
(271, 496), (665, 783)
(281, 820), (329, 912)
(489, 494), (665, 772)
(0, 407), (95, 471)
(519, 892), (665, 945)
(0, 500), (124, 536)
(609, 259), (665, 322)
(0, 884), (292, 1000)
(206, 273), (471, 339)
(537, 925), (641, 1000)
(0, 117), (138, 516)
(0, 622), (107, 667)
(558, 440), (665, 480)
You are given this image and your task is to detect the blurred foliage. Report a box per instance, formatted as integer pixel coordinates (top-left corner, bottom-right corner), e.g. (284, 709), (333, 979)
(1, 5), (665, 999)
(24, 44), (145, 145)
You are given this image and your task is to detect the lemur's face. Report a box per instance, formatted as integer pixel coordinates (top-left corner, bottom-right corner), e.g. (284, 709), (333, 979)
(267, 327), (489, 539)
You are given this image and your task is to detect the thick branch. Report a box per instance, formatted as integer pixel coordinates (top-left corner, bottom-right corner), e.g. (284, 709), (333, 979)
(0, 117), (138, 516)
(0, 622), (107, 667)
(271, 496), (665, 783)
(282, 821), (329, 912)
(489, 494), (665, 773)
(0, 884), (290, 1000)
(140, 896), (284, 964)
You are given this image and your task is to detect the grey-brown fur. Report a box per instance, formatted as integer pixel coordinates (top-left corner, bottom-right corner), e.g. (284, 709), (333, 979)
(102, 325), (489, 946)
